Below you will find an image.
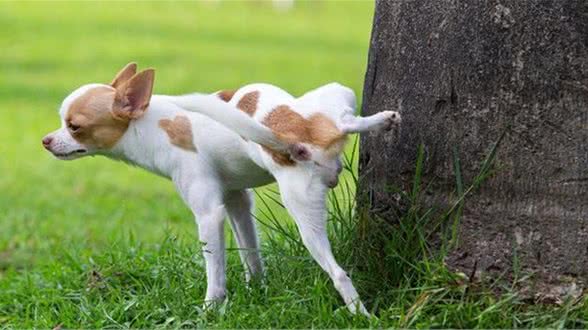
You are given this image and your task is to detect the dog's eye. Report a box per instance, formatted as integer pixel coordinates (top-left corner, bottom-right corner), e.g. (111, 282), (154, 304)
(68, 123), (81, 132)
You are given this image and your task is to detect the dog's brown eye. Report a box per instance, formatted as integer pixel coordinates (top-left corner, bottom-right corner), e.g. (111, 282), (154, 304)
(68, 122), (81, 132)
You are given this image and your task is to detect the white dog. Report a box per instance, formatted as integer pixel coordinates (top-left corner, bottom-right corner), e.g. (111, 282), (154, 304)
(42, 63), (400, 315)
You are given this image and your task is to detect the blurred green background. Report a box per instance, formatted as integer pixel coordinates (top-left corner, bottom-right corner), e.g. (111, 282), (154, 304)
(0, 1), (373, 286)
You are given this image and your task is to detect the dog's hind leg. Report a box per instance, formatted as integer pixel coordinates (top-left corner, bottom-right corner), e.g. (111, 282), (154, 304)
(225, 189), (264, 282)
(339, 111), (401, 134)
(275, 170), (369, 316)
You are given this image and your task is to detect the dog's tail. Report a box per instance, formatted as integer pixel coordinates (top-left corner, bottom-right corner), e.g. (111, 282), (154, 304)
(165, 93), (293, 154)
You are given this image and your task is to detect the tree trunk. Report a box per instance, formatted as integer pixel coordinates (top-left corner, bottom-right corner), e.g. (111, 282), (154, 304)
(360, 0), (588, 287)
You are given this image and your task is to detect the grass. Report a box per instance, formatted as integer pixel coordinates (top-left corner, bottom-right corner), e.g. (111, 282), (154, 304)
(0, 1), (587, 328)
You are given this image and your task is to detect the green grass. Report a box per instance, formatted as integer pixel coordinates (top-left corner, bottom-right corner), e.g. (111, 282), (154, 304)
(1, 1), (587, 328)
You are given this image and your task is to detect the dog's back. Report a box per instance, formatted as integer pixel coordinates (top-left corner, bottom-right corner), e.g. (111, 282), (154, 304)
(220, 83), (354, 170)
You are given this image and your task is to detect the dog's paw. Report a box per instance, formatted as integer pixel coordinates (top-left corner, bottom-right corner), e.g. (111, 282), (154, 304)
(378, 111), (401, 131)
(201, 295), (228, 313)
(346, 300), (370, 317)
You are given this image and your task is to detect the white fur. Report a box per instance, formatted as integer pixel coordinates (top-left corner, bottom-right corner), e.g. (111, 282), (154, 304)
(167, 92), (290, 153)
(44, 81), (401, 316)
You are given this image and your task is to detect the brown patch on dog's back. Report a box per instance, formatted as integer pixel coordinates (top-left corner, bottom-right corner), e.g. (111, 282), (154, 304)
(307, 113), (347, 157)
(217, 90), (236, 102)
(261, 105), (346, 166)
(236, 91), (259, 116)
(66, 86), (130, 149)
(159, 116), (197, 152)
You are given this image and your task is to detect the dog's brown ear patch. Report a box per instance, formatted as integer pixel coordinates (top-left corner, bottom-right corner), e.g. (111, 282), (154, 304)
(217, 90), (236, 102)
(237, 91), (259, 116)
(159, 115), (197, 152)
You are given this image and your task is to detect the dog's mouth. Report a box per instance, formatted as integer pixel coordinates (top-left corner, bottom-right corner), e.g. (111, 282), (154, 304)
(52, 149), (87, 159)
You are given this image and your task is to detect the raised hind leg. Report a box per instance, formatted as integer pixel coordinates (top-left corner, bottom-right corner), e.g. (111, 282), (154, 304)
(339, 111), (401, 134)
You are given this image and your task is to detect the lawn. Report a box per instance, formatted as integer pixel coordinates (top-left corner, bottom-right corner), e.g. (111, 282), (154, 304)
(0, 1), (376, 327)
(1, 1), (587, 328)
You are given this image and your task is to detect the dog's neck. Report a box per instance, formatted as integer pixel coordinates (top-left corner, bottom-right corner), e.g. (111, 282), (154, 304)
(108, 95), (186, 179)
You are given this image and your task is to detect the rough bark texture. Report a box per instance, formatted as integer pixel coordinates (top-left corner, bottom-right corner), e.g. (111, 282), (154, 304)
(360, 0), (588, 286)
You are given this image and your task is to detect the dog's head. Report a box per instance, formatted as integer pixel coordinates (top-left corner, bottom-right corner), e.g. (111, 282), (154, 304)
(42, 63), (154, 160)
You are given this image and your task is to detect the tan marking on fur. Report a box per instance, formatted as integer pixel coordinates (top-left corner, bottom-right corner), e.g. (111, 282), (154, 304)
(217, 90), (236, 102)
(66, 86), (130, 149)
(307, 113), (348, 157)
(261, 105), (346, 166)
(158, 116), (197, 152)
(261, 145), (296, 166)
(236, 91), (259, 116)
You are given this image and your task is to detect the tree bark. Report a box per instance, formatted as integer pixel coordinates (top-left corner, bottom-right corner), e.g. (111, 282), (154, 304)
(360, 0), (588, 285)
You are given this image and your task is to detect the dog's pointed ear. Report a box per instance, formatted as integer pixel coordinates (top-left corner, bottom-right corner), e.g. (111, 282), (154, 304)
(110, 62), (138, 89)
(112, 69), (155, 120)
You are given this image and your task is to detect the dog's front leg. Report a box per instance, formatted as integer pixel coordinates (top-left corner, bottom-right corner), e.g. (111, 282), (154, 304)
(196, 205), (227, 304)
(179, 179), (228, 306)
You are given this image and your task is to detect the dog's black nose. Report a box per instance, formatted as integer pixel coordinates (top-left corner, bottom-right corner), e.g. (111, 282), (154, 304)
(42, 136), (53, 149)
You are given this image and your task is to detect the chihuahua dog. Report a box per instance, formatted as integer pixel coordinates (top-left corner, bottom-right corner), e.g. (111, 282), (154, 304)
(42, 63), (400, 315)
